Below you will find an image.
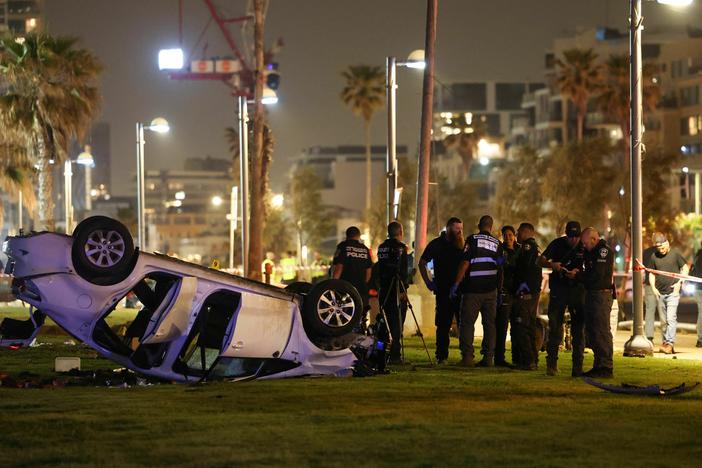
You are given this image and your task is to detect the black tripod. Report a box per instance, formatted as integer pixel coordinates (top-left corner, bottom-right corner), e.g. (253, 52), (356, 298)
(379, 275), (433, 366)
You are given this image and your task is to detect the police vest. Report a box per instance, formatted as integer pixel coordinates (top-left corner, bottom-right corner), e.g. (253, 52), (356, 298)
(280, 257), (297, 280)
(462, 232), (501, 293)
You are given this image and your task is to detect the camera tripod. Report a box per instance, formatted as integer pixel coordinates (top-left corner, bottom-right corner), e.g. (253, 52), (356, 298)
(378, 274), (433, 366)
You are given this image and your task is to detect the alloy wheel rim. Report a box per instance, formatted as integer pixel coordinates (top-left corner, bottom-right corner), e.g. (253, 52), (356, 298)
(84, 229), (126, 268)
(317, 289), (355, 327)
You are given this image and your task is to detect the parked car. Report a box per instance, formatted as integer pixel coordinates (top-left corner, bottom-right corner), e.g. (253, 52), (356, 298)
(1, 216), (367, 382)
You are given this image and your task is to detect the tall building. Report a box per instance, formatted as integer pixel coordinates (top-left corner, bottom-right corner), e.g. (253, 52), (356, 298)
(0, 0), (43, 35)
(510, 26), (702, 215)
(432, 81), (543, 216)
(142, 158), (234, 263)
(291, 145), (408, 244)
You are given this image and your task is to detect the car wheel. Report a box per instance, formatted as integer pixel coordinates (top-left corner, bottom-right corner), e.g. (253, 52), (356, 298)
(284, 281), (313, 295)
(303, 279), (362, 339)
(71, 216), (136, 286)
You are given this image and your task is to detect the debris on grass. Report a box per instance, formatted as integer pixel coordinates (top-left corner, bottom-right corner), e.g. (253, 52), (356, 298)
(584, 377), (700, 396)
(0, 368), (163, 389)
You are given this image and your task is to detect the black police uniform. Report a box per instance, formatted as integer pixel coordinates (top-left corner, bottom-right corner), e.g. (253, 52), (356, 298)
(377, 237), (409, 362)
(496, 242), (520, 365)
(542, 236), (586, 373)
(332, 239), (373, 309)
(576, 239), (615, 373)
(420, 232), (463, 361)
(458, 231), (502, 363)
(511, 237), (542, 369)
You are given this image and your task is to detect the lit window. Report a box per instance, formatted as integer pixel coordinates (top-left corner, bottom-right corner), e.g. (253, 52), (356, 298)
(25, 18), (37, 32)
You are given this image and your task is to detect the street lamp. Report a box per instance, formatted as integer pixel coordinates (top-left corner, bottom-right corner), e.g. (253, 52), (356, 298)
(76, 145), (95, 212)
(386, 49), (425, 224)
(64, 147), (95, 234)
(136, 117), (170, 251)
(158, 48), (184, 70)
(235, 93), (277, 277)
(211, 195), (224, 207)
(624, 0), (694, 357)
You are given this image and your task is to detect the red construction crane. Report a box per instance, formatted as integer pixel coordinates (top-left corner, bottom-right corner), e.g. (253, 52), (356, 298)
(163, 0), (260, 97)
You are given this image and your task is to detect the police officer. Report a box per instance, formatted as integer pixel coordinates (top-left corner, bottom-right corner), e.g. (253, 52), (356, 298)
(539, 221), (586, 377)
(418, 217), (464, 364)
(566, 227), (615, 378)
(451, 215), (502, 367)
(280, 251), (298, 285)
(377, 221), (410, 364)
(332, 226), (373, 330)
(511, 222), (542, 371)
(496, 225), (520, 367)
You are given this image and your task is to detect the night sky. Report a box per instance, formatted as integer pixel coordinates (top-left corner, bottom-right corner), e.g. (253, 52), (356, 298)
(44, 0), (702, 195)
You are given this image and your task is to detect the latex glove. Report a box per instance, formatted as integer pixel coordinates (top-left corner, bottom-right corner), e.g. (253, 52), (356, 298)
(450, 283), (459, 299)
(515, 282), (530, 295)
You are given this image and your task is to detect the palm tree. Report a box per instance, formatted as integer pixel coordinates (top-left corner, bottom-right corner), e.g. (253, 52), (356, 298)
(596, 53), (660, 170)
(555, 48), (602, 142)
(0, 118), (36, 228)
(0, 33), (102, 231)
(340, 65), (385, 226)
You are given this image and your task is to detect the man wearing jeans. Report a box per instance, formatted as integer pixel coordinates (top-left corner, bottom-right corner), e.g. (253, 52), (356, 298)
(643, 241), (664, 343)
(649, 233), (689, 355)
(451, 215), (502, 367)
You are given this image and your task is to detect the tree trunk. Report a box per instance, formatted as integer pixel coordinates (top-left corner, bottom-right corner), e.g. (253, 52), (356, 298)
(36, 134), (55, 231)
(364, 119), (372, 226)
(576, 112), (584, 142)
(247, 0), (266, 280)
(413, 0), (438, 262)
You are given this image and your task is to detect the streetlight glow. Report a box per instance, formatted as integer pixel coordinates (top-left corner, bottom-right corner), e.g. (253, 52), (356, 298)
(158, 48), (184, 70)
(147, 117), (170, 133)
(271, 193), (284, 208)
(76, 146), (94, 167)
(211, 195), (224, 207)
(656, 0), (693, 6)
(261, 88), (279, 105)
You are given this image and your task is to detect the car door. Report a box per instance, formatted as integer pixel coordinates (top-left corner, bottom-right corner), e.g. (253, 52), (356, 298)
(220, 292), (295, 359)
(141, 277), (198, 344)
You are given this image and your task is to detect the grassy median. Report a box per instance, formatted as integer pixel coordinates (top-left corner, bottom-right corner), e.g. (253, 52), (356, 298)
(1, 316), (702, 467)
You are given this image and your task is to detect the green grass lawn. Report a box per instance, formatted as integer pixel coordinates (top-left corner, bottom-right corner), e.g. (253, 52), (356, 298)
(2, 313), (702, 467)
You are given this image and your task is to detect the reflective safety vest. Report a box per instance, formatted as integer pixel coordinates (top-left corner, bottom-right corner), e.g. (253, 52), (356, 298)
(280, 257), (297, 281)
(461, 232), (502, 293)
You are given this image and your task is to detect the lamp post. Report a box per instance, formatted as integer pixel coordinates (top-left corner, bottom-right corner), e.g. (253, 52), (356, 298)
(17, 190), (22, 232)
(624, 0), (693, 357)
(136, 117), (169, 251)
(76, 145), (95, 212)
(238, 96), (250, 277)
(64, 160), (73, 233)
(63, 147), (95, 234)
(229, 186), (238, 271)
(386, 50), (425, 225)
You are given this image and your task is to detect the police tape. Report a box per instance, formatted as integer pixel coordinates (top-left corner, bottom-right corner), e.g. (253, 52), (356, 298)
(633, 260), (702, 284)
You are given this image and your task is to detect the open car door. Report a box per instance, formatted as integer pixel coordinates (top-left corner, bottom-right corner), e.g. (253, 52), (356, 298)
(141, 277), (198, 344)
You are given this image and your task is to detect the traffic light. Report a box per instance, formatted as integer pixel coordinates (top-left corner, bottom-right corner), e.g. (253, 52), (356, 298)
(264, 62), (280, 90)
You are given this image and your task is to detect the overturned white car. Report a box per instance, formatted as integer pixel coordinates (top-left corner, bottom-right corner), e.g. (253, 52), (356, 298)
(0, 216), (371, 382)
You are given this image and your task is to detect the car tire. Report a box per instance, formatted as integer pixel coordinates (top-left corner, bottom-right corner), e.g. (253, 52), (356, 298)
(303, 279), (362, 339)
(284, 281), (313, 295)
(71, 216), (136, 286)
